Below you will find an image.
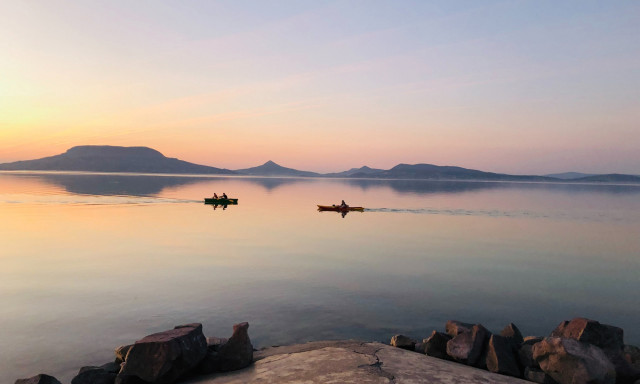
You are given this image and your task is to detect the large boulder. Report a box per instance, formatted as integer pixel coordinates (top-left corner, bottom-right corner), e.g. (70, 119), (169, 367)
(71, 364), (118, 384)
(500, 323), (524, 345)
(116, 323), (207, 384)
(486, 334), (521, 377)
(533, 337), (616, 384)
(551, 318), (624, 352)
(390, 334), (416, 351)
(198, 322), (253, 374)
(551, 318), (640, 382)
(446, 324), (491, 367)
(445, 320), (474, 337)
(424, 330), (452, 360)
(15, 375), (61, 384)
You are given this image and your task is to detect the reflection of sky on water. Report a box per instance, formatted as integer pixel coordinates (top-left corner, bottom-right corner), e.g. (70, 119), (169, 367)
(1, 173), (639, 382)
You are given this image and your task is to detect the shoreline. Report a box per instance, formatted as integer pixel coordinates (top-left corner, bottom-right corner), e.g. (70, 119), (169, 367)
(16, 318), (640, 384)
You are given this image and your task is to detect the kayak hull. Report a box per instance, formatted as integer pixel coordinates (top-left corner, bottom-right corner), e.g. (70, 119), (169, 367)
(317, 205), (364, 212)
(204, 198), (238, 205)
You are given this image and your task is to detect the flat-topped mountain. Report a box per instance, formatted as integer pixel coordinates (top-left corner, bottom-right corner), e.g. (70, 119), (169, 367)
(357, 163), (554, 182)
(545, 172), (595, 180)
(0, 145), (235, 174)
(234, 160), (319, 177)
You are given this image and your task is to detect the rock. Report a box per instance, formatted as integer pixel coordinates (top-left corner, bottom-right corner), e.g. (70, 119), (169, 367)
(550, 318), (624, 352)
(550, 318), (640, 382)
(626, 345), (640, 369)
(198, 322), (253, 374)
(114, 344), (134, 364)
(15, 375), (62, 384)
(446, 324), (491, 367)
(445, 320), (474, 337)
(390, 334), (416, 351)
(524, 367), (559, 384)
(100, 362), (122, 374)
(206, 337), (228, 351)
(533, 337), (616, 384)
(116, 323), (207, 384)
(500, 323), (524, 345)
(486, 334), (521, 377)
(71, 365), (117, 384)
(424, 330), (452, 360)
(414, 341), (427, 354)
(518, 337), (543, 369)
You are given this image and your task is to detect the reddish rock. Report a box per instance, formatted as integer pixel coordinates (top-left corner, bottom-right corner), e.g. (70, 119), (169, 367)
(390, 334), (416, 351)
(446, 324), (491, 367)
(533, 337), (616, 384)
(500, 323), (524, 345)
(424, 330), (452, 360)
(116, 323), (207, 384)
(486, 334), (521, 377)
(445, 320), (474, 337)
(15, 375), (62, 384)
(550, 318), (624, 352)
(199, 322), (253, 374)
(625, 345), (640, 369)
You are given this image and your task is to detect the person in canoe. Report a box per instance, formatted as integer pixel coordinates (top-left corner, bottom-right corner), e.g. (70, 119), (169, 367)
(340, 200), (348, 208)
(213, 193), (218, 199)
(222, 192), (228, 199)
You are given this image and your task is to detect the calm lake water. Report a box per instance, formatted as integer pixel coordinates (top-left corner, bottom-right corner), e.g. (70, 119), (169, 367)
(1, 172), (639, 382)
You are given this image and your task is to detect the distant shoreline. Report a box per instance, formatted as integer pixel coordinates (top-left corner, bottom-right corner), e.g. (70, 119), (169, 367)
(2, 169), (640, 186)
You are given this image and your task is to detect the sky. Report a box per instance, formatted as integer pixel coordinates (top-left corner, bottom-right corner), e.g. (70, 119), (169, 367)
(1, 0), (639, 174)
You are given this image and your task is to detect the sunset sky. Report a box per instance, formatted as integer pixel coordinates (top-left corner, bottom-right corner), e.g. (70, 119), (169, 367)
(1, 1), (639, 174)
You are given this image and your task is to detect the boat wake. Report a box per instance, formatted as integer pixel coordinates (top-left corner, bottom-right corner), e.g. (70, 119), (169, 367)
(364, 207), (627, 223)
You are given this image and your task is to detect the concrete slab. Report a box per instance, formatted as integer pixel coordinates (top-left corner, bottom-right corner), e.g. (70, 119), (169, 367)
(183, 340), (530, 384)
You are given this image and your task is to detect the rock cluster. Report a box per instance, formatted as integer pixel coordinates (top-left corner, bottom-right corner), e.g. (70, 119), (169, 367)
(390, 317), (640, 384)
(16, 322), (253, 384)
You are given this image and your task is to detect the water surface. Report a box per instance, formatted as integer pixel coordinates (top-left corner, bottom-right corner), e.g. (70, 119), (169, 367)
(1, 172), (639, 382)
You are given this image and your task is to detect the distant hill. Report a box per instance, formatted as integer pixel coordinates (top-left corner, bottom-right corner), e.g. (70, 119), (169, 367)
(235, 160), (319, 177)
(571, 174), (640, 183)
(324, 166), (384, 178)
(545, 172), (595, 180)
(354, 163), (554, 181)
(0, 146), (235, 174)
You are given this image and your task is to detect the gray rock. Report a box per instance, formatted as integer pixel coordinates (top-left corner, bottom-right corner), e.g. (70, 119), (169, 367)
(533, 337), (616, 384)
(518, 337), (543, 369)
(15, 375), (62, 384)
(500, 323), (524, 345)
(100, 362), (122, 374)
(414, 341), (427, 354)
(116, 323), (207, 384)
(198, 322), (253, 374)
(390, 334), (416, 351)
(524, 367), (559, 384)
(446, 324), (491, 367)
(445, 320), (474, 337)
(71, 365), (116, 384)
(486, 334), (521, 377)
(424, 330), (452, 360)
